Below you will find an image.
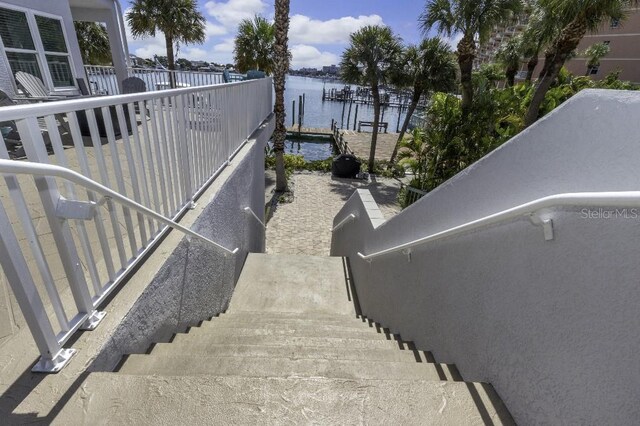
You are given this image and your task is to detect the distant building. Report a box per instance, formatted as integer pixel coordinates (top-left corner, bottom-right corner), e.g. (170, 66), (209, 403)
(322, 65), (339, 75)
(191, 60), (208, 69)
(475, 7), (640, 83)
(129, 54), (144, 67)
(299, 67), (318, 75)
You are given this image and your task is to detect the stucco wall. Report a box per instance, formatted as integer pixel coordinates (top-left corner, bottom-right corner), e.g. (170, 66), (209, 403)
(331, 90), (640, 425)
(90, 116), (273, 372)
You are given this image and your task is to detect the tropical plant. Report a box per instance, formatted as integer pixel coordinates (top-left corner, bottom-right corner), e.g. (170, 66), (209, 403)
(583, 42), (610, 75)
(496, 35), (523, 86)
(272, 0), (290, 191)
(74, 22), (111, 65)
(420, 0), (523, 115)
(127, 0), (205, 85)
(234, 15), (275, 74)
(524, 0), (639, 126)
(397, 127), (432, 188)
(389, 37), (457, 164)
(340, 25), (403, 173)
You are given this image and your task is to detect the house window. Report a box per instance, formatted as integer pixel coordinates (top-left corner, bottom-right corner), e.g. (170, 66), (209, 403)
(0, 5), (75, 91)
(610, 18), (621, 28)
(603, 41), (611, 46)
(589, 66), (600, 75)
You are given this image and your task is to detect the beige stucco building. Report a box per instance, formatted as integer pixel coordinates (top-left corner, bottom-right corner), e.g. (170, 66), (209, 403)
(476, 8), (640, 83)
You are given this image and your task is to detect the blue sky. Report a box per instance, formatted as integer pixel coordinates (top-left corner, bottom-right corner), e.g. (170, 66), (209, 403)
(122, 0), (430, 69)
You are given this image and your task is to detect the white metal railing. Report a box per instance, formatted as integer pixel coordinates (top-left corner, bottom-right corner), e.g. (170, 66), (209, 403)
(356, 191), (640, 261)
(0, 78), (273, 372)
(84, 65), (244, 95)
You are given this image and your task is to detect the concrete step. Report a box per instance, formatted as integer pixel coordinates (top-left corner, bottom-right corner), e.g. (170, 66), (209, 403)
(169, 332), (411, 350)
(210, 313), (373, 329)
(149, 342), (435, 364)
(228, 254), (356, 316)
(118, 354), (456, 381)
(220, 311), (360, 321)
(56, 373), (515, 425)
(187, 325), (395, 340)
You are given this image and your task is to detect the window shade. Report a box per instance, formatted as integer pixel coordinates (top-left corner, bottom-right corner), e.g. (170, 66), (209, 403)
(0, 7), (35, 50)
(35, 15), (67, 53)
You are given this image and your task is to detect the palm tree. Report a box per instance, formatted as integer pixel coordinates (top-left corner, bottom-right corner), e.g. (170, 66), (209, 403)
(496, 35), (523, 86)
(525, 0), (639, 126)
(340, 25), (402, 173)
(272, 0), (290, 191)
(519, 2), (559, 82)
(420, 0), (523, 115)
(74, 22), (111, 65)
(583, 42), (610, 75)
(234, 16), (275, 74)
(127, 0), (205, 81)
(389, 38), (457, 164)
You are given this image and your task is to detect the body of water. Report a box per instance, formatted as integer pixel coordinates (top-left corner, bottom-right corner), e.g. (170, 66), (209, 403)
(282, 138), (335, 161)
(284, 75), (409, 131)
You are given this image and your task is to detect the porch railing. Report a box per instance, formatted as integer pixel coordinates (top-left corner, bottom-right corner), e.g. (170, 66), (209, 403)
(84, 65), (245, 95)
(0, 78), (273, 372)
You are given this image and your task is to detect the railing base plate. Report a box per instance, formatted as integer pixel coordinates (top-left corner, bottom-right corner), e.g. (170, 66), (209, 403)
(32, 348), (76, 373)
(80, 310), (106, 331)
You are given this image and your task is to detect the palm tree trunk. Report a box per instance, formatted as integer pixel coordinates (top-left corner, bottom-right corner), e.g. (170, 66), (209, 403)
(525, 19), (587, 127)
(165, 34), (176, 88)
(368, 83), (381, 173)
(525, 53), (538, 82)
(505, 67), (517, 87)
(273, 0), (290, 191)
(457, 35), (475, 115)
(389, 90), (421, 164)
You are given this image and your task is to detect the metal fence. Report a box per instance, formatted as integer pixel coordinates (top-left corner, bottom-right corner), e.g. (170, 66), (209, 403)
(84, 66), (244, 95)
(0, 78), (273, 371)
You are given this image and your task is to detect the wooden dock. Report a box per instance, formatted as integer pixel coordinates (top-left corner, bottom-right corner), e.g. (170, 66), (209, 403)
(285, 125), (400, 161)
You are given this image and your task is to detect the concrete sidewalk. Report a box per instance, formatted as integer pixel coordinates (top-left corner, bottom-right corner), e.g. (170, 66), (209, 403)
(266, 172), (401, 255)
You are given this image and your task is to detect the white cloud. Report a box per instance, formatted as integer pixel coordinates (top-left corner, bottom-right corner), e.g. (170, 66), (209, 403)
(290, 44), (340, 69)
(205, 0), (268, 30)
(444, 33), (463, 50)
(205, 21), (228, 38)
(289, 14), (385, 45)
(213, 38), (235, 53)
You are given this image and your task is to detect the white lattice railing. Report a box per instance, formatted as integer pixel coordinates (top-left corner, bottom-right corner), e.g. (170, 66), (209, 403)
(0, 78), (273, 372)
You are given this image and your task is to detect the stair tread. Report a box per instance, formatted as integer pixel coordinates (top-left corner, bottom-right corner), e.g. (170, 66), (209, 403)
(55, 373), (515, 425)
(170, 332), (410, 349)
(207, 316), (375, 329)
(188, 325), (396, 340)
(119, 353), (457, 381)
(149, 343), (433, 363)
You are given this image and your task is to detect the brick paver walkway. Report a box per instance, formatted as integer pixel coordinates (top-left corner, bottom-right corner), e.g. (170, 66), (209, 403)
(266, 172), (401, 256)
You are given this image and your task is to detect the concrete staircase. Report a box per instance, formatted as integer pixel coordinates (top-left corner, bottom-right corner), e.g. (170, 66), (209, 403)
(57, 254), (514, 424)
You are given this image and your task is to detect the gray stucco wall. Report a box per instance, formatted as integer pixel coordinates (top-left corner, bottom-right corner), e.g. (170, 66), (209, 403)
(90, 116), (273, 372)
(331, 90), (640, 425)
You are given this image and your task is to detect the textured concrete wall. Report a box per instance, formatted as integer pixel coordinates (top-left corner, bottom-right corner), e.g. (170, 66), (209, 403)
(91, 117), (273, 371)
(331, 90), (640, 425)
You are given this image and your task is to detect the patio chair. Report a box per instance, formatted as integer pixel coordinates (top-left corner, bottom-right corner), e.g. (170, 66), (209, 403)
(15, 71), (70, 101)
(0, 90), (58, 158)
(122, 77), (147, 94)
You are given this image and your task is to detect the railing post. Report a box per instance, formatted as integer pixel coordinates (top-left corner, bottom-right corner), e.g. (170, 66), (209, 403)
(0, 200), (73, 372)
(176, 94), (195, 203)
(16, 117), (104, 331)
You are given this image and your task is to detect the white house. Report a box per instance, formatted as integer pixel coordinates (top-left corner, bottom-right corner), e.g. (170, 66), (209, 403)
(0, 0), (129, 97)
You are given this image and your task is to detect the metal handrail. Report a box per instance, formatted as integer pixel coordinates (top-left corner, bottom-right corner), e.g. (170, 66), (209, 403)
(0, 159), (239, 255)
(0, 77), (265, 121)
(332, 213), (357, 231)
(357, 191), (640, 261)
(244, 207), (266, 229)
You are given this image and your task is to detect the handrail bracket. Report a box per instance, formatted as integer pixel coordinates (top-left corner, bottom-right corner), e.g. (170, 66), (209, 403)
(56, 196), (98, 220)
(529, 211), (554, 241)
